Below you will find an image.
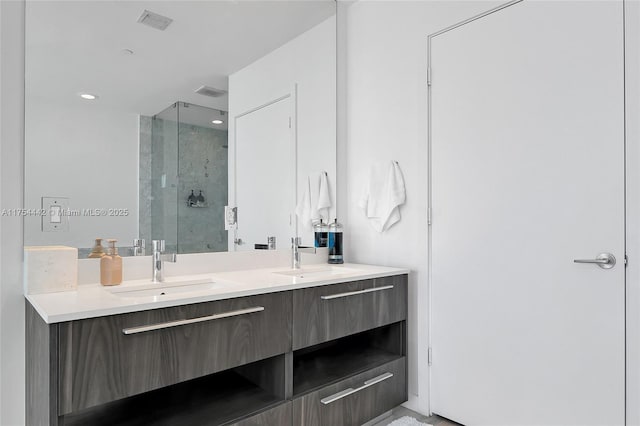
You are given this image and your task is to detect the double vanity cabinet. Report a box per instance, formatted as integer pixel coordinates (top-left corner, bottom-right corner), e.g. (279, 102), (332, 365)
(26, 267), (408, 426)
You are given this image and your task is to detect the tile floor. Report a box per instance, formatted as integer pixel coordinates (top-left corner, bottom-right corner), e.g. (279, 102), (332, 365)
(372, 406), (462, 426)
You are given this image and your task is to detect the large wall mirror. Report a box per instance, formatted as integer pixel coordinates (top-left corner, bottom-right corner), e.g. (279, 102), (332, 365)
(24, 0), (337, 257)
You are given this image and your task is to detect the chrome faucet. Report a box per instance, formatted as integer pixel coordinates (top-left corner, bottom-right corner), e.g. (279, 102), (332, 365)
(151, 240), (176, 283)
(291, 237), (316, 269)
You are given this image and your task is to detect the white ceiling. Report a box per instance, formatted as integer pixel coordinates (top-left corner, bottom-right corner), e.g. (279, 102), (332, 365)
(25, 0), (335, 119)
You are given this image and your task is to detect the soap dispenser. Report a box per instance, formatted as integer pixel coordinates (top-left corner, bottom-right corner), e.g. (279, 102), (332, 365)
(314, 219), (328, 248)
(100, 239), (122, 286)
(328, 219), (344, 264)
(88, 238), (106, 258)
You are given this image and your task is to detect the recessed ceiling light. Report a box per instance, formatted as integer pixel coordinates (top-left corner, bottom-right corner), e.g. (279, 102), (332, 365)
(212, 120), (224, 125)
(79, 93), (98, 100)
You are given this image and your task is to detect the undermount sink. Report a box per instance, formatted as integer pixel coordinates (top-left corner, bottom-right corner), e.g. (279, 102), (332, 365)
(107, 278), (225, 299)
(273, 265), (361, 279)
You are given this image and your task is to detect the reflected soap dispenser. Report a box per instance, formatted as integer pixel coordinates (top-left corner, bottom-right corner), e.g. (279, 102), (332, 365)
(100, 239), (122, 286)
(88, 238), (106, 258)
(188, 190), (197, 207)
(196, 190), (205, 207)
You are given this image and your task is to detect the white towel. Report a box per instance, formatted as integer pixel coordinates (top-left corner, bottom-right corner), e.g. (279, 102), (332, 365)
(358, 161), (406, 232)
(295, 177), (313, 231)
(316, 172), (331, 222)
(296, 172), (333, 230)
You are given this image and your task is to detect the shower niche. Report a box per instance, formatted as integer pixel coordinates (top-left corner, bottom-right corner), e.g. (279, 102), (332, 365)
(139, 102), (229, 254)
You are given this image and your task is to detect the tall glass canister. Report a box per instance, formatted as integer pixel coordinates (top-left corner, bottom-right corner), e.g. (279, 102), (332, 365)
(327, 219), (344, 264)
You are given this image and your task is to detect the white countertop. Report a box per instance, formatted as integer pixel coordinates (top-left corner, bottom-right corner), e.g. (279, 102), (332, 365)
(25, 263), (409, 324)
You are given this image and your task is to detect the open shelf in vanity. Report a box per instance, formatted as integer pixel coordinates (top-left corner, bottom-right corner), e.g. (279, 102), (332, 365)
(293, 322), (405, 397)
(62, 356), (286, 426)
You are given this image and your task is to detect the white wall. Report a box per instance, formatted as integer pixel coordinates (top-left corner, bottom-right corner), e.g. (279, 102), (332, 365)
(0, 0), (26, 424)
(24, 100), (139, 248)
(229, 17), (337, 248)
(342, 0), (502, 414)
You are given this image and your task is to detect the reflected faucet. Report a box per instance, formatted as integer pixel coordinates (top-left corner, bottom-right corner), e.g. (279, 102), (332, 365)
(132, 238), (145, 256)
(291, 237), (316, 269)
(152, 240), (177, 283)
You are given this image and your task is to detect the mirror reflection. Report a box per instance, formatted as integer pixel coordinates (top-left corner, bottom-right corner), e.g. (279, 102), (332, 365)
(144, 102), (229, 254)
(24, 0), (337, 256)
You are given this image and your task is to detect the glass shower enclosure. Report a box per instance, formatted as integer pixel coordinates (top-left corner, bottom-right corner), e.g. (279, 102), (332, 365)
(140, 102), (228, 254)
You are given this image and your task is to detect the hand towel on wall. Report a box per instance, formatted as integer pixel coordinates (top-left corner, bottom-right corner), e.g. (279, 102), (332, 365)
(358, 161), (406, 232)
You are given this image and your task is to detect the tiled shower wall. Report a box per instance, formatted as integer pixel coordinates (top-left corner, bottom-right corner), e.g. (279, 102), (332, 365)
(139, 116), (152, 248)
(177, 122), (228, 253)
(139, 114), (228, 254)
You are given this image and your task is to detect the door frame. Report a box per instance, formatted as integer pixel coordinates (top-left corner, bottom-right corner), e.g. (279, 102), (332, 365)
(425, 0), (634, 421)
(228, 85), (298, 251)
(624, 1), (640, 425)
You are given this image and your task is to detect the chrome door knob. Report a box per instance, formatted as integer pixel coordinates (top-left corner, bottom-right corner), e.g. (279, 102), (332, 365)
(573, 252), (616, 269)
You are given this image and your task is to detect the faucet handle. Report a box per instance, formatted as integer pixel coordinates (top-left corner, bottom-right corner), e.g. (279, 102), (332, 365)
(267, 236), (276, 250)
(152, 239), (166, 253)
(132, 238), (146, 256)
(162, 253), (177, 263)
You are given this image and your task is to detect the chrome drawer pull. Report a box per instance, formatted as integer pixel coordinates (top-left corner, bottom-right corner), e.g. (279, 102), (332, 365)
(320, 285), (394, 300)
(122, 306), (265, 335)
(320, 372), (394, 405)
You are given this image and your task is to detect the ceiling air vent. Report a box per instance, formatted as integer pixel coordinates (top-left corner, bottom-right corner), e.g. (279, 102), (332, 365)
(195, 86), (228, 98)
(137, 10), (173, 31)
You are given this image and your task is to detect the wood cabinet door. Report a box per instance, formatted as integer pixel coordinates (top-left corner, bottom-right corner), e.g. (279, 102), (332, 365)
(232, 402), (292, 426)
(292, 358), (406, 426)
(293, 275), (407, 349)
(58, 292), (291, 413)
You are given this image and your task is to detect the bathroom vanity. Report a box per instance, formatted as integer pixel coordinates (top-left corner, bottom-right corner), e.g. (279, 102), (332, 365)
(26, 265), (408, 426)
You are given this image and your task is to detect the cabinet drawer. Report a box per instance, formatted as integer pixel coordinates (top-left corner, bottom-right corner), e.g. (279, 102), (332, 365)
(58, 292), (291, 414)
(292, 357), (406, 426)
(293, 275), (407, 349)
(231, 402), (292, 426)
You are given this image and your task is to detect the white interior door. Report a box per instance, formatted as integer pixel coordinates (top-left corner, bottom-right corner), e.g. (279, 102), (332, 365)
(429, 1), (625, 425)
(234, 96), (294, 251)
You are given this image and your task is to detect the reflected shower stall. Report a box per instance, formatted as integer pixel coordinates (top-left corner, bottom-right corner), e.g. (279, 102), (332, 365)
(139, 102), (228, 254)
